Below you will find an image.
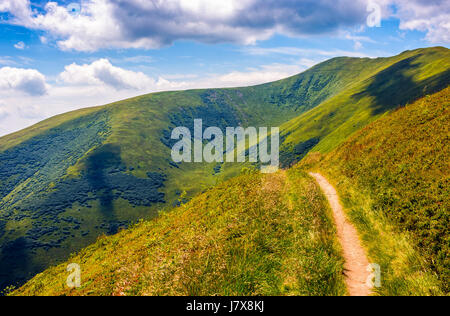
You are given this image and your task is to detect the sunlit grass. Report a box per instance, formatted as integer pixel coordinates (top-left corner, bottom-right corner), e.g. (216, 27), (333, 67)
(301, 87), (449, 295)
(13, 170), (346, 296)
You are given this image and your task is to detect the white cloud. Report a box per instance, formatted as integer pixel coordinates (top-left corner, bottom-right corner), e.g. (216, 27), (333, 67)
(0, 56), (16, 66)
(0, 0), (32, 22)
(59, 59), (156, 90)
(0, 56), (33, 67)
(354, 41), (363, 50)
(0, 102), (9, 120)
(0, 67), (48, 96)
(121, 56), (154, 64)
(0, 58), (197, 136)
(393, 0), (450, 43)
(210, 64), (307, 87)
(0, 0), (369, 52)
(2, 0), (447, 51)
(163, 74), (199, 80)
(345, 34), (376, 44)
(371, 0), (450, 43)
(14, 41), (26, 50)
(241, 46), (379, 58)
(0, 57), (317, 136)
(57, 58), (306, 92)
(0, 66), (49, 135)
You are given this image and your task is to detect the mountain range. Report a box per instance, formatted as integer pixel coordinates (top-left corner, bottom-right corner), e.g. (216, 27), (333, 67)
(0, 46), (449, 294)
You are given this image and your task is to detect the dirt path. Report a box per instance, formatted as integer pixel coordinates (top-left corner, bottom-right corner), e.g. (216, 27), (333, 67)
(309, 173), (372, 296)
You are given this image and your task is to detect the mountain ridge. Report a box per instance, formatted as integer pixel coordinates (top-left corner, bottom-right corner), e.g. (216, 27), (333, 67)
(1, 46), (449, 291)
(12, 86), (449, 296)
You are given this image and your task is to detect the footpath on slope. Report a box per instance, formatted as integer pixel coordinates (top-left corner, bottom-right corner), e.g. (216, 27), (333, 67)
(309, 172), (373, 296)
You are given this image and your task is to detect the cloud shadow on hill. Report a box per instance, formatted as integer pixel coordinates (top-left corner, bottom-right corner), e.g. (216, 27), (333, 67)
(352, 55), (450, 115)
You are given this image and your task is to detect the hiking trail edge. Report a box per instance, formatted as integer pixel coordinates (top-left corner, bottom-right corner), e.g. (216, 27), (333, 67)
(309, 172), (373, 296)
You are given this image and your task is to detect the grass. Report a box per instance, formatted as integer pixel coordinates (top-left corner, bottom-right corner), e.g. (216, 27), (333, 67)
(300, 87), (449, 295)
(1, 46), (448, 293)
(280, 47), (450, 166)
(13, 170), (346, 296)
(0, 106), (106, 152)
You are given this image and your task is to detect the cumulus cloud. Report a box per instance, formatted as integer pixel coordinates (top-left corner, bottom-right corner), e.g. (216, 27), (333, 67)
(59, 59), (157, 90)
(0, 0), (370, 51)
(110, 0), (368, 45)
(0, 102), (9, 120)
(0, 67), (48, 95)
(392, 0), (450, 43)
(1, 0), (447, 51)
(57, 58), (306, 92)
(0, 0), (32, 22)
(364, 0), (450, 43)
(0, 56), (317, 136)
(0, 58), (192, 136)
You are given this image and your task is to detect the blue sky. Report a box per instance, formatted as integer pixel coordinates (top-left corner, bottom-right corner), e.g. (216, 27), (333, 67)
(0, 0), (448, 136)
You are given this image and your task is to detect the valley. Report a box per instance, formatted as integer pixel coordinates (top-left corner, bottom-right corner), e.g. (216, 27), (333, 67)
(0, 47), (449, 295)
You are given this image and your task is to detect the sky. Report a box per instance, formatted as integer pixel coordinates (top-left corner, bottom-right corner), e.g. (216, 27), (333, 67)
(0, 0), (449, 136)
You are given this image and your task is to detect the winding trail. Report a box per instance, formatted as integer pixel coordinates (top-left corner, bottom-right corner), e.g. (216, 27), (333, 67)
(309, 173), (372, 296)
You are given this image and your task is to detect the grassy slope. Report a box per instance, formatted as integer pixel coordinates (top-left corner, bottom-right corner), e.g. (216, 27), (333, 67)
(280, 47), (450, 166)
(0, 51), (397, 290)
(0, 106), (106, 152)
(1, 47), (448, 292)
(301, 87), (449, 295)
(13, 170), (346, 296)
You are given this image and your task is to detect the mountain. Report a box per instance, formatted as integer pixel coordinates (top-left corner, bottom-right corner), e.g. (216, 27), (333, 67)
(279, 47), (450, 166)
(13, 170), (347, 296)
(0, 47), (449, 291)
(13, 86), (449, 296)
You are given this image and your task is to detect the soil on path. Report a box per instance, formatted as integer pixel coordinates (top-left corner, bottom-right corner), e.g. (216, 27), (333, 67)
(309, 172), (372, 296)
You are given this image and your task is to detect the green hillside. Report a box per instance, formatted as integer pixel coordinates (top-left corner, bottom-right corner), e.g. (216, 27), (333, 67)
(0, 52), (371, 290)
(12, 87), (449, 296)
(280, 47), (450, 167)
(0, 47), (448, 291)
(302, 87), (449, 294)
(13, 170), (346, 296)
